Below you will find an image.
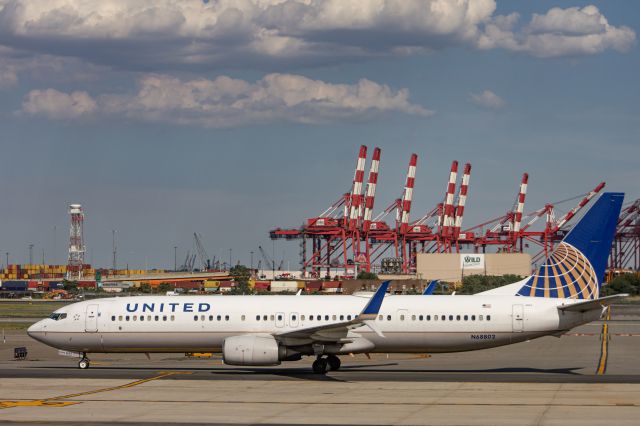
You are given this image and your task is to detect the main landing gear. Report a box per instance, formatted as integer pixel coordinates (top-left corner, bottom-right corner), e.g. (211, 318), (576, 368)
(78, 353), (90, 369)
(312, 355), (341, 374)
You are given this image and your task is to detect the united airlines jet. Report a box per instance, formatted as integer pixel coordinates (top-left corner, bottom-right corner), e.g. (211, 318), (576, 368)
(28, 193), (626, 374)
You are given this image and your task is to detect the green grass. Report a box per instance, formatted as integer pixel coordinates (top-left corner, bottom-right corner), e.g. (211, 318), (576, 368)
(0, 301), (72, 318)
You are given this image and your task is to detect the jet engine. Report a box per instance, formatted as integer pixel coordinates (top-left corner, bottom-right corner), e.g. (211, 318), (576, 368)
(223, 335), (299, 366)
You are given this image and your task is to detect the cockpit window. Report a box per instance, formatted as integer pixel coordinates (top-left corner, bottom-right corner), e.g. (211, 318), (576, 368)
(48, 313), (67, 321)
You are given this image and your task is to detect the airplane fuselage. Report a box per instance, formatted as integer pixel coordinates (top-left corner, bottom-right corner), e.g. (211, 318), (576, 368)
(28, 294), (602, 355)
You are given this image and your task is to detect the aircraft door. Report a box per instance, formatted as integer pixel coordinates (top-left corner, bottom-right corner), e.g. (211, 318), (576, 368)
(275, 312), (285, 328)
(289, 312), (299, 328)
(512, 304), (524, 332)
(85, 304), (99, 332)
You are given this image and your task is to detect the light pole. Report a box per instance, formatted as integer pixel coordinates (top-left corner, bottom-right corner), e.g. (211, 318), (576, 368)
(174, 246), (177, 271)
(28, 244), (34, 265)
(250, 251), (254, 270)
(229, 248), (232, 270)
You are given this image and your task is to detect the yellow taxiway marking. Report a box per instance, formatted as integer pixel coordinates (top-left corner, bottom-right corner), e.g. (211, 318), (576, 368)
(0, 371), (191, 409)
(596, 308), (611, 375)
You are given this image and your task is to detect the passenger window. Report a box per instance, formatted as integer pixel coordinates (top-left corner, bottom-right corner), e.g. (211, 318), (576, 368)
(479, 315), (483, 321)
(487, 315), (491, 321)
(347, 315), (352, 320)
(162, 316), (167, 321)
(400, 315), (405, 321)
(133, 316), (137, 321)
(270, 315), (274, 321)
(263, 315), (268, 321)
(378, 315), (383, 321)
(217, 315), (221, 321)
(427, 315), (431, 321)
(339, 315), (344, 321)
(111, 315), (115, 321)
(140, 316), (144, 322)
(256, 315), (260, 321)
(387, 315), (391, 321)
(449, 315), (454, 321)
(241, 315), (246, 321)
(171, 315), (175, 321)
(441, 315), (446, 321)
(278, 315), (283, 321)
(194, 315), (198, 321)
(209, 315), (213, 321)
(434, 315), (438, 321)
(464, 315), (468, 321)
(310, 315), (314, 321)
(301, 315), (306, 321)
(155, 315), (159, 321)
(418, 315), (423, 321)
(325, 315), (329, 321)
(225, 315), (229, 321)
(126, 316), (130, 321)
(292, 315), (297, 321)
(456, 315), (460, 321)
(332, 315), (336, 320)
(147, 315), (152, 321)
(201, 315), (205, 321)
(118, 315), (123, 321)
(471, 315), (476, 321)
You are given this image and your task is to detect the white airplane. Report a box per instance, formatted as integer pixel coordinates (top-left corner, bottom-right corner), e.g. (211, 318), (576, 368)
(28, 192), (626, 374)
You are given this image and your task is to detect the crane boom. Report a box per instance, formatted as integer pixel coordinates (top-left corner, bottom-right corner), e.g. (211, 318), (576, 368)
(193, 233), (210, 270)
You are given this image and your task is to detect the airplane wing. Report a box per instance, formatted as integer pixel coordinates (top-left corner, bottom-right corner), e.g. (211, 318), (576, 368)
(557, 294), (629, 312)
(423, 280), (438, 295)
(274, 281), (389, 346)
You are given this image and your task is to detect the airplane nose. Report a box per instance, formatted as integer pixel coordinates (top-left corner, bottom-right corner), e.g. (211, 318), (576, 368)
(27, 321), (41, 338)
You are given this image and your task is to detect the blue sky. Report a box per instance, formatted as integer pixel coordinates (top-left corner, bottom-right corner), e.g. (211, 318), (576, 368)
(0, 0), (637, 269)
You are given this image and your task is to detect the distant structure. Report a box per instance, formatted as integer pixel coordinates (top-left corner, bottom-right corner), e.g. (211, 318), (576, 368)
(66, 204), (85, 281)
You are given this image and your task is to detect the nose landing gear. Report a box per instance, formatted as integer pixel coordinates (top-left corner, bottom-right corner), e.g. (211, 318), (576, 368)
(311, 355), (341, 374)
(78, 353), (90, 369)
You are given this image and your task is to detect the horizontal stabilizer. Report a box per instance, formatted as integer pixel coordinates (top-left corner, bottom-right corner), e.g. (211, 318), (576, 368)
(557, 294), (629, 312)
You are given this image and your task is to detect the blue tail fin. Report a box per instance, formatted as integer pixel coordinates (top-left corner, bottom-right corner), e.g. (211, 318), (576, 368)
(516, 192), (623, 299)
(423, 280), (438, 295)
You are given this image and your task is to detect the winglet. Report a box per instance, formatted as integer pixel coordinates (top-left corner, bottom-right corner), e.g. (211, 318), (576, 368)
(423, 280), (438, 295)
(359, 281), (389, 319)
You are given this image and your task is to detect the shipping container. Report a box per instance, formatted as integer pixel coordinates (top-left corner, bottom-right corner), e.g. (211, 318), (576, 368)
(322, 281), (342, 289)
(0, 281), (28, 291)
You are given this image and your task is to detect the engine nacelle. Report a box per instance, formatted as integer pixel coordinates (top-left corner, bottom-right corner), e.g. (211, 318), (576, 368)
(222, 335), (281, 366)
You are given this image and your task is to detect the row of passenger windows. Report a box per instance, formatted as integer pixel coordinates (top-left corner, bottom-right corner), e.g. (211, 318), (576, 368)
(394, 314), (491, 322)
(112, 315), (175, 322)
(112, 313), (491, 323)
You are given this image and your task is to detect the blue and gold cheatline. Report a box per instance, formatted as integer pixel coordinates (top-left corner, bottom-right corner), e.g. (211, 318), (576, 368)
(517, 242), (598, 300)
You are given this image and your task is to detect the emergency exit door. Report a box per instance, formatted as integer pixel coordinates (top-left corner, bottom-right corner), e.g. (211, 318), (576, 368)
(85, 304), (98, 332)
(512, 304), (524, 332)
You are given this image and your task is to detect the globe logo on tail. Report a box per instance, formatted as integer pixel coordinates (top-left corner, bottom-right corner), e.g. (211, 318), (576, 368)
(517, 242), (598, 300)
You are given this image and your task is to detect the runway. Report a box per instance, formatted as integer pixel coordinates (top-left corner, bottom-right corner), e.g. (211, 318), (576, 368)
(1, 312), (640, 425)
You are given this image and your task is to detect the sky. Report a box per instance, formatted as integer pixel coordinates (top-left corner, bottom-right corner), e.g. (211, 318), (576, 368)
(0, 0), (638, 270)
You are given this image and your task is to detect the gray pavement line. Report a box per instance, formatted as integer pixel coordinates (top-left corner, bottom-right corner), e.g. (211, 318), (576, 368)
(18, 399), (636, 407)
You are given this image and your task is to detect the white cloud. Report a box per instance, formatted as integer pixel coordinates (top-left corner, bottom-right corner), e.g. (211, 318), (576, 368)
(0, 1), (634, 83)
(22, 73), (432, 126)
(478, 6), (635, 57)
(22, 88), (97, 119)
(469, 90), (505, 109)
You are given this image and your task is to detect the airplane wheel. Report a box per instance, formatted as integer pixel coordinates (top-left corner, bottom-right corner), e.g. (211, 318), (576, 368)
(327, 355), (341, 371)
(312, 358), (328, 374)
(78, 358), (90, 369)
